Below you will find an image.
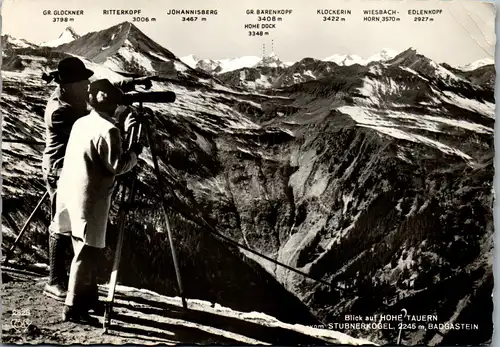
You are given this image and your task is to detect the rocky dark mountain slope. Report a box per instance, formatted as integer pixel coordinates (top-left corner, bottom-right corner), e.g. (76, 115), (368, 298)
(218, 57), (342, 90)
(1, 22), (494, 346)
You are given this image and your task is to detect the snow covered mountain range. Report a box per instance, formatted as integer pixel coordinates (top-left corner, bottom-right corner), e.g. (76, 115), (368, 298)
(1, 22), (494, 346)
(181, 47), (492, 78)
(179, 47), (493, 91)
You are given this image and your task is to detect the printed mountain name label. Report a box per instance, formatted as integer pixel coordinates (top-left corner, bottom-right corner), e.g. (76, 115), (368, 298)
(244, 24), (276, 29)
(244, 8), (293, 35)
(317, 9), (352, 15)
(246, 9), (293, 15)
(42, 10), (84, 15)
(166, 9), (218, 15)
(408, 9), (443, 15)
(103, 9), (142, 15)
(362, 9), (398, 15)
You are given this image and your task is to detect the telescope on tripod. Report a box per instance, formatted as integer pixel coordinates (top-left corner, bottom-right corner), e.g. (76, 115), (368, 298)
(102, 90), (187, 332)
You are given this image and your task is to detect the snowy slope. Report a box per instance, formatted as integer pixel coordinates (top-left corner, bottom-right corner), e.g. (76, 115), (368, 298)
(180, 54), (200, 69)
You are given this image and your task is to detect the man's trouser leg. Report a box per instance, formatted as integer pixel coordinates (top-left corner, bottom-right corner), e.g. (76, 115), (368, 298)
(43, 173), (72, 301)
(64, 237), (100, 313)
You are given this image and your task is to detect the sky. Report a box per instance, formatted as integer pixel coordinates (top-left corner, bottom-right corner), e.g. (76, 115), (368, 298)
(1, 0), (496, 66)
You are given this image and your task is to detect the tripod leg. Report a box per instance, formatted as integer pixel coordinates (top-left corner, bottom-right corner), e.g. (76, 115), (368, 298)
(143, 121), (188, 310)
(103, 124), (144, 332)
(103, 176), (137, 333)
(3, 191), (49, 263)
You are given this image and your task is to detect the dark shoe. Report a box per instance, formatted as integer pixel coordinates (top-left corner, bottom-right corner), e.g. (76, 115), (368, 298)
(81, 281), (103, 314)
(43, 283), (67, 301)
(61, 305), (99, 325)
(87, 300), (105, 315)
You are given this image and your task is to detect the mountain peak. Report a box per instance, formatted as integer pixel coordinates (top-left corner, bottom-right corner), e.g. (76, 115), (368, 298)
(323, 53), (365, 66)
(385, 47), (425, 65)
(108, 21), (141, 37)
(41, 26), (79, 47)
(53, 20), (179, 76)
(59, 26), (79, 39)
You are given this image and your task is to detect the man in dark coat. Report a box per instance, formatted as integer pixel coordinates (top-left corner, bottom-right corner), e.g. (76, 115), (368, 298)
(42, 57), (93, 301)
(42, 57), (151, 301)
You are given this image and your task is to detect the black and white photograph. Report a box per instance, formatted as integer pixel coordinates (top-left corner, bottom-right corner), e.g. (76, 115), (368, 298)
(0, 0), (496, 345)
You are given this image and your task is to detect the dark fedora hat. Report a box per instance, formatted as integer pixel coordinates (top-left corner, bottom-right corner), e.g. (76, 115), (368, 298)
(55, 57), (94, 84)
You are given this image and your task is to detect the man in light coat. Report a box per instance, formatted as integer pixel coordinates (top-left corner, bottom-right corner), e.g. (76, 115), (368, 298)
(53, 79), (142, 322)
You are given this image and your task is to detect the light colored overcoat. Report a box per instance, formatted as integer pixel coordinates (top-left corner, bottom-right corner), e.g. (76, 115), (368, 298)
(53, 110), (137, 248)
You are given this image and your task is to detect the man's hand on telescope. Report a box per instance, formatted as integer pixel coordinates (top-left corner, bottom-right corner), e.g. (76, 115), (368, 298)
(124, 112), (138, 133)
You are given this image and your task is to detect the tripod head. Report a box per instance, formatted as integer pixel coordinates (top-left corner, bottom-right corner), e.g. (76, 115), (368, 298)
(117, 89), (175, 150)
(120, 90), (176, 126)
